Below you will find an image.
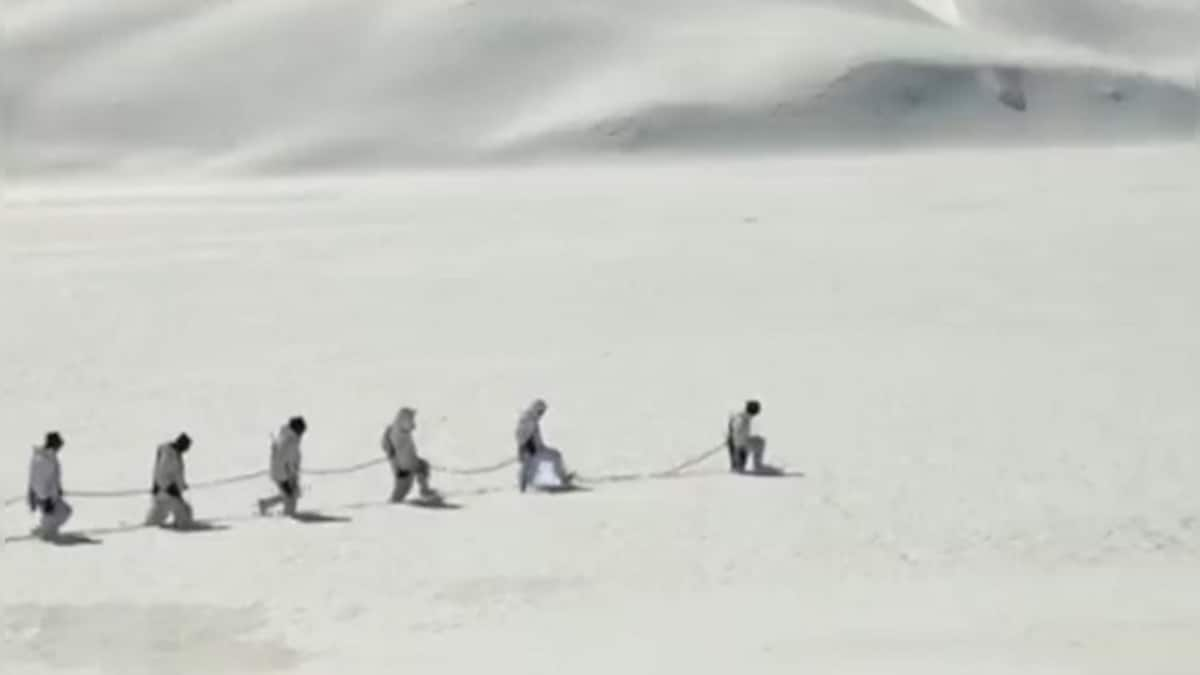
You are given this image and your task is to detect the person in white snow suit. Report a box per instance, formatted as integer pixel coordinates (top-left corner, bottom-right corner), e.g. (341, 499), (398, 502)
(26, 431), (72, 540)
(727, 399), (766, 473)
(382, 407), (439, 503)
(515, 399), (573, 491)
(145, 433), (195, 528)
(258, 416), (306, 517)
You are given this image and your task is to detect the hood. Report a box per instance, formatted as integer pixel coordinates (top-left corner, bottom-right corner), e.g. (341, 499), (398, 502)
(393, 407), (416, 431)
(522, 399), (547, 420)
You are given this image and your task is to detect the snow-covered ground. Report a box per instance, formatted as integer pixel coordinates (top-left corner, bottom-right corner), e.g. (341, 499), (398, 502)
(3, 1), (1200, 674)
(4, 148), (1200, 674)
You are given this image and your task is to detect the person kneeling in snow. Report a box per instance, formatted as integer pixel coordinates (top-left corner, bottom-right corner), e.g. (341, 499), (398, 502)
(727, 399), (767, 473)
(145, 433), (195, 528)
(258, 416), (306, 517)
(382, 407), (439, 503)
(515, 399), (573, 492)
(27, 431), (72, 540)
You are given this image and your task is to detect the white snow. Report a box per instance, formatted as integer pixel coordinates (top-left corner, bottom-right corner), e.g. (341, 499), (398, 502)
(5, 0), (1198, 176)
(3, 1), (1200, 673)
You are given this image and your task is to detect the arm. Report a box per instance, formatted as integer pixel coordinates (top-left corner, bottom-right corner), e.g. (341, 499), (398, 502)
(52, 458), (64, 499)
(730, 414), (751, 448)
(288, 444), (302, 480)
(27, 457), (38, 509)
(515, 417), (543, 456)
(515, 420), (531, 457)
(151, 446), (164, 492)
(177, 452), (188, 491)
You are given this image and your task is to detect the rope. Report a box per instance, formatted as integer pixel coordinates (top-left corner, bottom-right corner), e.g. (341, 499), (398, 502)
(431, 457), (519, 475)
(63, 487), (150, 498)
(306, 458), (387, 476)
(576, 444), (725, 485)
(3, 468), (273, 504)
(307, 456), (520, 477)
(2, 444), (724, 509)
(189, 469), (269, 488)
(2, 443), (740, 543)
(1, 456), (519, 507)
(653, 443), (726, 476)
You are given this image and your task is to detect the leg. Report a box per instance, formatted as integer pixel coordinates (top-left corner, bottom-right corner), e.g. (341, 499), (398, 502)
(38, 503), (58, 537)
(414, 460), (437, 499)
(282, 479), (300, 517)
(748, 436), (766, 472)
(40, 500), (72, 538)
(390, 470), (415, 503)
(258, 495), (284, 515)
(261, 480), (301, 516)
(145, 496), (170, 526)
(518, 456), (538, 492)
(733, 447), (748, 472)
(542, 448), (572, 485)
(168, 496), (194, 528)
(259, 481), (293, 515)
(52, 500), (73, 536)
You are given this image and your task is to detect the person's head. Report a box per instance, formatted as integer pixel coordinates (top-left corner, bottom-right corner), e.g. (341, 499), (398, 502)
(396, 407), (416, 425)
(288, 416), (308, 436)
(745, 400), (762, 416)
(530, 398), (548, 418)
(172, 433), (192, 452)
(44, 431), (64, 451)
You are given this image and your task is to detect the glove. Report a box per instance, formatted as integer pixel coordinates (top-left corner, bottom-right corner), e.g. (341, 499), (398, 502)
(152, 484), (160, 495)
(27, 490), (36, 512)
(39, 498), (55, 515)
(165, 484), (182, 498)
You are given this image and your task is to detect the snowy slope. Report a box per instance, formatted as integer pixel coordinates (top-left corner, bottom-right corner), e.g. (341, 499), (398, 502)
(4, 0), (1197, 177)
(3, 147), (1200, 674)
(3, 2), (1200, 674)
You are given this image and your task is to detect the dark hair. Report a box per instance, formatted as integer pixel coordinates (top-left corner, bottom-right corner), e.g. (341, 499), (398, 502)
(288, 416), (308, 435)
(44, 431), (64, 449)
(745, 400), (762, 415)
(173, 433), (192, 451)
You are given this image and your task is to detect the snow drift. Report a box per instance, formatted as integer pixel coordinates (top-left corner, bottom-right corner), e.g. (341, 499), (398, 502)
(4, 0), (1197, 177)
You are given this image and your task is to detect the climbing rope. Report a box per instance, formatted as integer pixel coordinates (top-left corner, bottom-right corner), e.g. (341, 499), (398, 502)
(0, 455), (520, 507)
(305, 456), (521, 477)
(188, 469), (270, 488)
(576, 444), (725, 485)
(2, 444), (725, 508)
(306, 458), (387, 476)
(431, 457), (519, 475)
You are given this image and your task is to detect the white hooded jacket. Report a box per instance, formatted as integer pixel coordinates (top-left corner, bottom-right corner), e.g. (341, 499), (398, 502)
(270, 426), (302, 483)
(515, 401), (548, 457)
(28, 446), (63, 502)
(382, 408), (421, 471)
(728, 411), (755, 449)
(152, 442), (188, 491)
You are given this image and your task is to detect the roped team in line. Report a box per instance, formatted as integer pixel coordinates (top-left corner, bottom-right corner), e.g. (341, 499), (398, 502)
(22, 399), (767, 541)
